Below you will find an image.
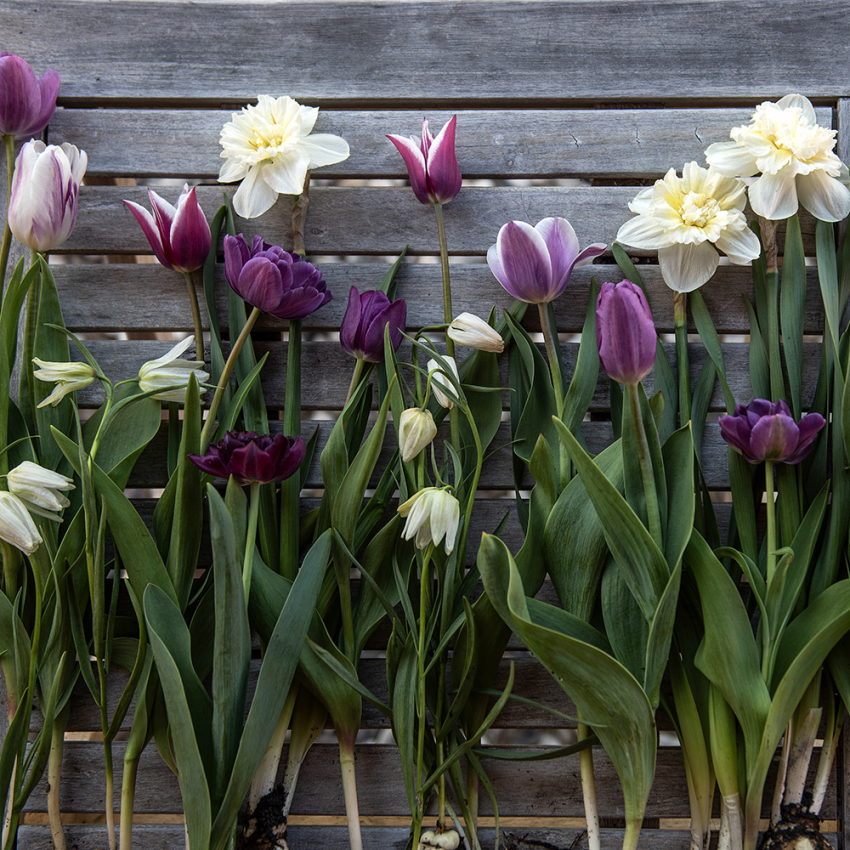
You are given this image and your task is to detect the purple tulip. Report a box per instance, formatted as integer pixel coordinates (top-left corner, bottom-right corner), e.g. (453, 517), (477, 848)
(0, 53), (60, 138)
(487, 217), (606, 304)
(387, 116), (462, 205)
(719, 399), (825, 465)
(124, 184), (211, 273)
(596, 280), (657, 386)
(340, 287), (407, 363)
(189, 430), (306, 485)
(223, 234), (331, 319)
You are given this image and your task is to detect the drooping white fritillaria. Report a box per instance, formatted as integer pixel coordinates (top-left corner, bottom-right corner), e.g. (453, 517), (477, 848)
(32, 358), (97, 408)
(398, 408), (438, 463)
(447, 312), (504, 353)
(218, 95), (350, 219)
(0, 491), (42, 554)
(137, 336), (210, 403)
(615, 162), (762, 293)
(398, 487), (460, 555)
(706, 94), (850, 222)
(427, 356), (460, 409)
(7, 461), (74, 519)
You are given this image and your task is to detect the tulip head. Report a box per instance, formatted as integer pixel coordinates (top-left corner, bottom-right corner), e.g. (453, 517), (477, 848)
(190, 430), (306, 485)
(387, 116), (462, 205)
(0, 492), (42, 555)
(124, 184), (211, 273)
(719, 399), (825, 465)
(427, 357), (460, 409)
(0, 53), (60, 138)
(596, 280), (657, 386)
(487, 217), (606, 304)
(8, 141), (87, 253)
(447, 312), (504, 353)
(340, 287), (407, 363)
(398, 487), (460, 555)
(32, 358), (96, 408)
(224, 233), (331, 319)
(7, 461), (74, 519)
(137, 336), (210, 403)
(398, 408), (437, 463)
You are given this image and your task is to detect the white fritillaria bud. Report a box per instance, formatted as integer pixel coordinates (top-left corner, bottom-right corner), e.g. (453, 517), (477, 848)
(398, 487), (460, 555)
(398, 408), (437, 463)
(32, 358), (96, 408)
(7, 461), (74, 520)
(0, 492), (42, 554)
(137, 336), (209, 403)
(427, 357), (460, 410)
(447, 312), (504, 353)
(418, 829), (461, 850)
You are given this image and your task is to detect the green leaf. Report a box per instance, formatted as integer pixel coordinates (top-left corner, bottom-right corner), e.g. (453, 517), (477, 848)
(643, 562), (681, 710)
(662, 424), (695, 572)
(743, 296), (770, 402)
(689, 291), (735, 412)
(817, 220), (842, 371)
(562, 281), (599, 433)
(780, 215), (806, 418)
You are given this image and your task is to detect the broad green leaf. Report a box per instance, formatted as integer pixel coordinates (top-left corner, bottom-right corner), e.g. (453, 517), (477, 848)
(780, 215), (806, 417)
(601, 558), (648, 681)
(662, 424), (695, 572)
(817, 220), (842, 369)
(562, 280), (599, 434)
(643, 562), (681, 710)
(743, 296), (770, 402)
(689, 291), (735, 413)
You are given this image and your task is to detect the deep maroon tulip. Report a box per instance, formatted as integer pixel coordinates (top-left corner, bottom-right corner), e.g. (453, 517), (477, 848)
(0, 53), (60, 138)
(224, 233), (331, 319)
(596, 280), (657, 386)
(719, 399), (825, 465)
(189, 430), (306, 485)
(340, 287), (407, 363)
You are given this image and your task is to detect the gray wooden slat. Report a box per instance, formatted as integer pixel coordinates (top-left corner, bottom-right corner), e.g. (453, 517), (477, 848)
(838, 99), (850, 166)
(18, 825), (185, 850)
(48, 106), (833, 180)
(3, 1), (848, 101)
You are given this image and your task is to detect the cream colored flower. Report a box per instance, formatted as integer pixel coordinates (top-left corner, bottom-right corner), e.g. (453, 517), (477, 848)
(447, 312), (504, 353)
(398, 408), (437, 463)
(427, 357), (460, 409)
(219, 95), (350, 219)
(706, 94), (850, 222)
(7, 461), (74, 520)
(398, 487), (460, 555)
(0, 491), (42, 554)
(137, 336), (209, 403)
(32, 358), (96, 408)
(616, 162), (761, 292)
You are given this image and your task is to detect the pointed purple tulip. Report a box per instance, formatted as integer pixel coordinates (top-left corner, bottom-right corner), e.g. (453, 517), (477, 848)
(189, 430), (306, 485)
(340, 287), (407, 363)
(387, 115), (462, 205)
(124, 184), (211, 273)
(487, 217), (606, 304)
(719, 399), (825, 465)
(596, 280), (657, 386)
(0, 53), (60, 138)
(223, 233), (332, 319)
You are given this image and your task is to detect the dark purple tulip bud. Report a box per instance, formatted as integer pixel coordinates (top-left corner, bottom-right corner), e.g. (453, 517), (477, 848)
(223, 233), (332, 319)
(719, 399), (825, 465)
(189, 430), (306, 485)
(387, 115), (462, 205)
(339, 287), (407, 363)
(0, 53), (60, 138)
(596, 280), (657, 386)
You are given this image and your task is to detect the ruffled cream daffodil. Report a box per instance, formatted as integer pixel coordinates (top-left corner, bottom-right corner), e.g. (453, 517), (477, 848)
(706, 94), (850, 222)
(616, 162), (762, 293)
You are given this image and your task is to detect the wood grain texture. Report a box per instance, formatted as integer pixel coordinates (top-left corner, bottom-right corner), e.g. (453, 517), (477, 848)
(3, 1), (849, 102)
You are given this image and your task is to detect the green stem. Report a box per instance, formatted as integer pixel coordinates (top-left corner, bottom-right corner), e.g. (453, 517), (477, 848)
(0, 134), (15, 306)
(765, 461), (776, 584)
(413, 545), (434, 850)
(626, 382), (663, 549)
(538, 301), (569, 486)
(183, 271), (205, 365)
(280, 319), (302, 581)
(339, 735), (363, 850)
(47, 713), (67, 850)
(674, 292), (690, 426)
(119, 752), (139, 850)
(103, 741), (117, 850)
(1, 542), (19, 604)
(434, 202), (460, 453)
(622, 819), (643, 850)
(243, 481), (261, 605)
(578, 720), (600, 850)
(20, 249), (41, 431)
(345, 357), (366, 406)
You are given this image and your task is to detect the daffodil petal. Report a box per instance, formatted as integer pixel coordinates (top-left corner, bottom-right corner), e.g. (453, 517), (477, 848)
(705, 140), (760, 178)
(299, 133), (351, 169)
(714, 225), (762, 264)
(615, 214), (674, 250)
(658, 241), (719, 293)
(232, 164), (278, 219)
(795, 170), (850, 223)
(748, 171), (799, 220)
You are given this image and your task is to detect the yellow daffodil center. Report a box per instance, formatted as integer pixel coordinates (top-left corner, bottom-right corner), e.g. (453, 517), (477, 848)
(679, 192), (721, 228)
(249, 116), (299, 157)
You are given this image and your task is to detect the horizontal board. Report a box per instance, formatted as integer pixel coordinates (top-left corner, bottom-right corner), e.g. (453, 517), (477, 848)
(4, 1), (849, 101)
(48, 106), (833, 180)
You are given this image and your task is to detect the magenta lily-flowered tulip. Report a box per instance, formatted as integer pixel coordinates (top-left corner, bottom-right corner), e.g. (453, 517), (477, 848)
(124, 184), (211, 273)
(487, 217), (606, 304)
(387, 116), (462, 205)
(340, 287), (407, 363)
(223, 233), (332, 319)
(719, 399), (825, 465)
(0, 53), (60, 138)
(189, 430), (306, 485)
(596, 280), (657, 386)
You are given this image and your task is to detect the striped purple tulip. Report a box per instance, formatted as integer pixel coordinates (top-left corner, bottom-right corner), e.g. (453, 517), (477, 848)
(189, 430), (306, 485)
(0, 53), (59, 138)
(340, 287), (407, 362)
(596, 280), (657, 386)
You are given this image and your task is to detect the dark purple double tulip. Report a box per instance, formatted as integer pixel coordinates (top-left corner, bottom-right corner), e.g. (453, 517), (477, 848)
(719, 399), (825, 465)
(0, 53), (60, 138)
(596, 280), (657, 386)
(340, 287), (407, 363)
(189, 430), (306, 485)
(224, 234), (332, 319)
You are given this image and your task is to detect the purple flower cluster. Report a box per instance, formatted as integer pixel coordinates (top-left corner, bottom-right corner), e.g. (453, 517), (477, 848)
(190, 431), (306, 485)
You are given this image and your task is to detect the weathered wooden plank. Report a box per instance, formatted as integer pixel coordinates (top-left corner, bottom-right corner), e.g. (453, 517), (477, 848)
(49, 106), (833, 180)
(4, 1), (849, 102)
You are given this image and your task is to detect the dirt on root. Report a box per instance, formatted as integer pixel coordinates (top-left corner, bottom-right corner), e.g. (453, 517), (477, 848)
(758, 803), (833, 850)
(240, 783), (289, 850)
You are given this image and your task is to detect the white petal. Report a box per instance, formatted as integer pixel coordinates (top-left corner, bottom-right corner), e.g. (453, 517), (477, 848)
(298, 133), (350, 168)
(232, 165), (278, 219)
(262, 152), (311, 195)
(615, 215), (675, 250)
(218, 157), (248, 183)
(713, 225), (762, 264)
(748, 171), (799, 220)
(658, 242), (719, 293)
(795, 170), (850, 223)
(776, 93), (817, 125)
(299, 104), (320, 135)
(704, 141), (760, 178)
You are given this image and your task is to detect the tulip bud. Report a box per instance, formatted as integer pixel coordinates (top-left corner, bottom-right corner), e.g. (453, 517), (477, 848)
(340, 286), (407, 363)
(137, 336), (210, 403)
(8, 140), (87, 253)
(32, 358), (97, 408)
(0, 53), (60, 138)
(595, 280), (657, 386)
(447, 312), (504, 353)
(398, 408), (437, 463)
(427, 357), (460, 409)
(7, 461), (74, 519)
(398, 487), (460, 555)
(0, 491), (42, 555)
(419, 830), (461, 850)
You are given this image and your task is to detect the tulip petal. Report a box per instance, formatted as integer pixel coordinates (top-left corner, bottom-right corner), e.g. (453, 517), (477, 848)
(387, 133), (431, 204)
(299, 133), (351, 168)
(233, 164), (278, 219)
(749, 414), (798, 462)
(572, 242), (608, 268)
(170, 186), (211, 272)
(340, 286), (362, 355)
(236, 257), (283, 311)
(705, 140), (761, 178)
(496, 221), (553, 303)
(748, 171), (799, 220)
(360, 298), (407, 362)
(658, 242), (719, 293)
(426, 115), (462, 204)
(795, 170), (850, 223)
(124, 200), (172, 269)
(147, 189), (177, 239)
(25, 68), (60, 136)
(535, 217), (579, 291)
(0, 54), (40, 136)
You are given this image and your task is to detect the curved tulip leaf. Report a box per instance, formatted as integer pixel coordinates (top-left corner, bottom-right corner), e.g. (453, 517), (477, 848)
(662, 424), (695, 572)
(562, 280), (599, 433)
(780, 215), (806, 417)
(601, 558), (647, 680)
(643, 562), (681, 711)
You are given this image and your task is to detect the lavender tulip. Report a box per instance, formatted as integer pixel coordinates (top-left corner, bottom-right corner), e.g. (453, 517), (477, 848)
(487, 217), (606, 304)
(0, 53), (59, 138)
(596, 280), (657, 386)
(387, 116), (462, 205)
(124, 184), (211, 273)
(719, 399), (825, 465)
(8, 141), (87, 253)
(224, 233), (331, 319)
(189, 430), (306, 485)
(340, 287), (406, 363)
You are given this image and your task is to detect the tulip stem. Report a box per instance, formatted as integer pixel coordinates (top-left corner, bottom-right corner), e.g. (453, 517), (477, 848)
(244, 481), (261, 605)
(280, 318), (302, 582)
(345, 357), (366, 406)
(538, 301), (570, 486)
(413, 544), (434, 850)
(183, 271), (205, 365)
(627, 382), (663, 550)
(0, 134), (15, 305)
(674, 292), (690, 427)
(765, 460), (777, 584)
(434, 202), (460, 452)
(200, 305), (261, 450)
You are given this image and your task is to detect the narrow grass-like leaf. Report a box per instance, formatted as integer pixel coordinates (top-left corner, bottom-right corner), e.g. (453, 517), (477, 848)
(780, 215), (806, 417)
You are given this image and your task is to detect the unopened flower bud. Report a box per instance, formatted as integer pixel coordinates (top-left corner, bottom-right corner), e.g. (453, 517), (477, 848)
(137, 336), (209, 403)
(418, 829), (461, 850)
(0, 491), (42, 554)
(7, 461), (74, 519)
(447, 312), (504, 353)
(32, 358), (96, 408)
(398, 408), (437, 463)
(427, 357), (460, 409)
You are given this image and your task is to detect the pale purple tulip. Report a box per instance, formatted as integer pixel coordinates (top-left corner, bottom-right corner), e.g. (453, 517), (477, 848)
(124, 184), (211, 273)
(387, 116), (462, 205)
(0, 53), (60, 138)
(596, 280), (657, 386)
(340, 287), (407, 362)
(8, 141), (87, 253)
(487, 217), (606, 304)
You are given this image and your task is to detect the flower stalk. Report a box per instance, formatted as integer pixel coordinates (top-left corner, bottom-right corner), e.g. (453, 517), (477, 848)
(627, 382), (663, 548)
(280, 318), (302, 581)
(434, 202), (459, 450)
(674, 291), (690, 426)
(183, 271), (205, 363)
(0, 133), (15, 298)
